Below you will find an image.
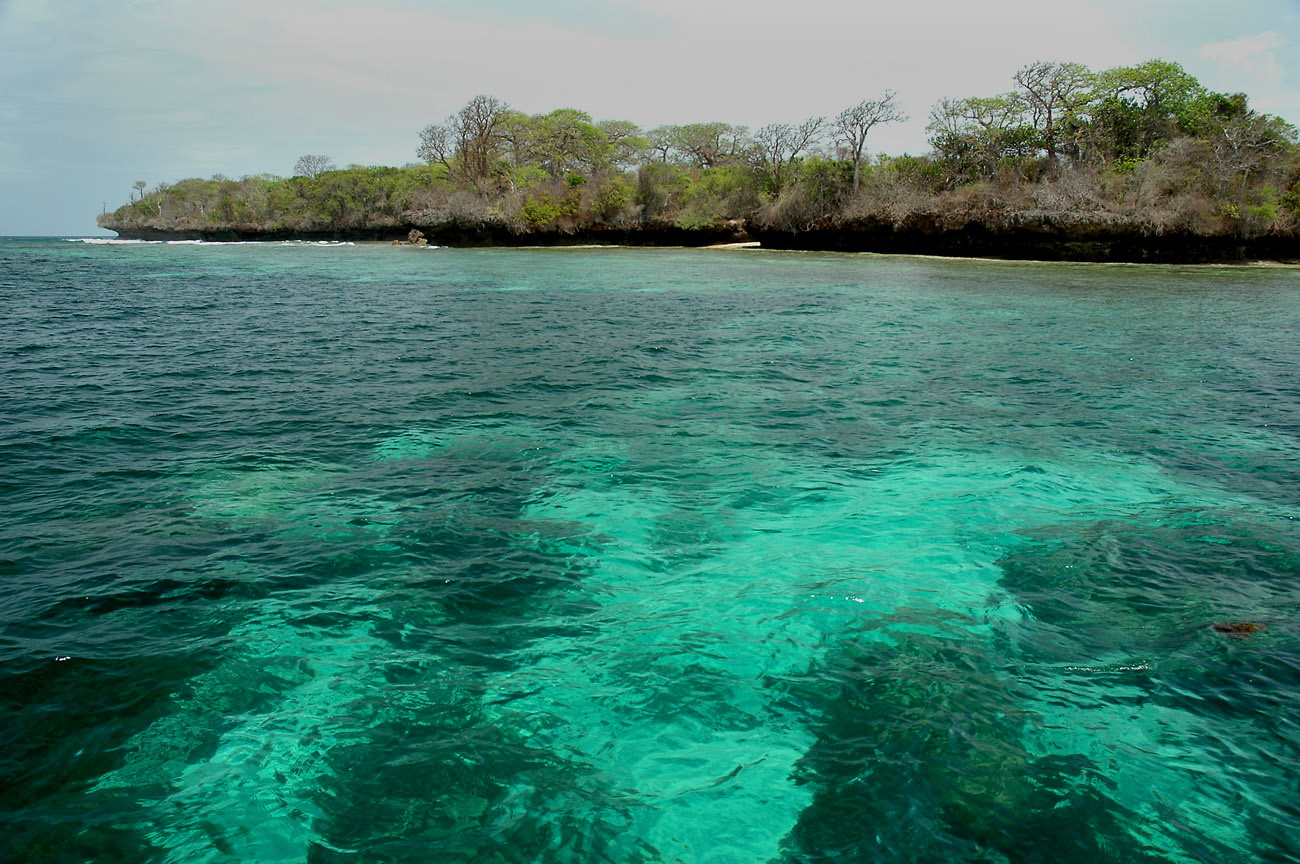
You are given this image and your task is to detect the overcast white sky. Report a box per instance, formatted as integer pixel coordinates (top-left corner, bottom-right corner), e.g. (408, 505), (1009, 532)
(3, 0), (1299, 235)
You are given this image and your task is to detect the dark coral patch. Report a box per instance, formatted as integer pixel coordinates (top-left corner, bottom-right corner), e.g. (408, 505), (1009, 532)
(1212, 622), (1268, 639)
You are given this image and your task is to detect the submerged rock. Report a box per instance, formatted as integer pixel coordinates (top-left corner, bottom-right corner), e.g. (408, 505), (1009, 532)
(1211, 621), (1268, 638)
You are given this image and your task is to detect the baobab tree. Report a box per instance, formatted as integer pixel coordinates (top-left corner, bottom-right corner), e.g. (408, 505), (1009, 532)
(668, 122), (750, 169)
(1013, 61), (1093, 161)
(927, 94), (1036, 180)
(131, 180), (147, 202)
(646, 126), (676, 163)
(418, 94), (511, 185)
(834, 92), (906, 193)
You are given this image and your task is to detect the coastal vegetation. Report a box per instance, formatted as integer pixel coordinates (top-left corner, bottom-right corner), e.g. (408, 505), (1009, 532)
(99, 60), (1300, 260)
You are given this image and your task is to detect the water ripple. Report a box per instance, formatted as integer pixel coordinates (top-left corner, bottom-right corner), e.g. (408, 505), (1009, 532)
(1, 239), (1298, 862)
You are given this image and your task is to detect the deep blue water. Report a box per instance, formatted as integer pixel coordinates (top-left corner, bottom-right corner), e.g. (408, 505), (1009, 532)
(2, 236), (1299, 863)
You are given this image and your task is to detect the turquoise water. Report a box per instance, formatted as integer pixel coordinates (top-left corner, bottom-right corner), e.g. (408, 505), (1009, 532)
(2, 237), (1299, 863)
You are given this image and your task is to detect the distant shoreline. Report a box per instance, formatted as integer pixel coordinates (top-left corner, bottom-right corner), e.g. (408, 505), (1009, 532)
(97, 61), (1300, 269)
(101, 219), (1300, 265)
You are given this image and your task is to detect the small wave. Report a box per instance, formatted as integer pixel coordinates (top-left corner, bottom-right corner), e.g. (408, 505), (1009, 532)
(68, 237), (360, 247)
(543, 244), (621, 249)
(1063, 663), (1154, 673)
(67, 238), (160, 244)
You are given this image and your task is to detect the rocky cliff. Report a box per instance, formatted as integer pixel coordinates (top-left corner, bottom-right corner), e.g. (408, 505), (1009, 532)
(100, 213), (1300, 263)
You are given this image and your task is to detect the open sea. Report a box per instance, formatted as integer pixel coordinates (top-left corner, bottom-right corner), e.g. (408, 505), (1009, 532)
(2, 236), (1299, 863)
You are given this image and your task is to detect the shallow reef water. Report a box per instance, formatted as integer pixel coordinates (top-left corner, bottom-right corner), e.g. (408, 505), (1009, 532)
(1, 238), (1298, 862)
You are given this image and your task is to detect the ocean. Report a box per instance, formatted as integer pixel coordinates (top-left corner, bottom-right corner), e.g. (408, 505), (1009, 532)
(2, 236), (1298, 863)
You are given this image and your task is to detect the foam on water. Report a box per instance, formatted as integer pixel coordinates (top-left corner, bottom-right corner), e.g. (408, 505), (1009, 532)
(65, 238), (359, 247)
(67, 237), (160, 244)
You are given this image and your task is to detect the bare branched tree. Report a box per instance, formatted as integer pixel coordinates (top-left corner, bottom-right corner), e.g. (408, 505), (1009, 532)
(417, 95), (510, 186)
(457, 95), (510, 182)
(416, 123), (454, 173)
(1204, 103), (1297, 201)
(293, 155), (335, 179)
(755, 117), (824, 193)
(834, 92), (907, 193)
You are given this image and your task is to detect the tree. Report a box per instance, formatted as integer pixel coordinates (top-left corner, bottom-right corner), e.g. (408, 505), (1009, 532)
(417, 122), (455, 173)
(456, 94), (510, 182)
(1013, 61), (1093, 161)
(637, 162), (691, 217)
(496, 110), (629, 180)
(755, 117), (825, 193)
(598, 119), (648, 169)
(647, 126), (676, 163)
(531, 108), (612, 178)
(669, 123), (750, 169)
(496, 110), (535, 170)
(417, 95), (510, 185)
(834, 91), (907, 193)
(1091, 60), (1205, 160)
(131, 180), (147, 202)
(293, 155), (335, 179)
(927, 94), (1036, 180)
(1199, 96), (1298, 201)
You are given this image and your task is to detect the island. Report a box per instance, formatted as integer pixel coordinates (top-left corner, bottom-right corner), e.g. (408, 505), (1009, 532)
(100, 60), (1300, 264)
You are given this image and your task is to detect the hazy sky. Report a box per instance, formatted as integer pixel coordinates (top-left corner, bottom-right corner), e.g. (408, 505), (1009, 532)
(3, 0), (1299, 235)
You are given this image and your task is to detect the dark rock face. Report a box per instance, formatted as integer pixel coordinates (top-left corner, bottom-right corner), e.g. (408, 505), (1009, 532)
(102, 215), (1300, 263)
(106, 221), (753, 248)
(413, 221), (751, 248)
(747, 216), (1300, 264)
